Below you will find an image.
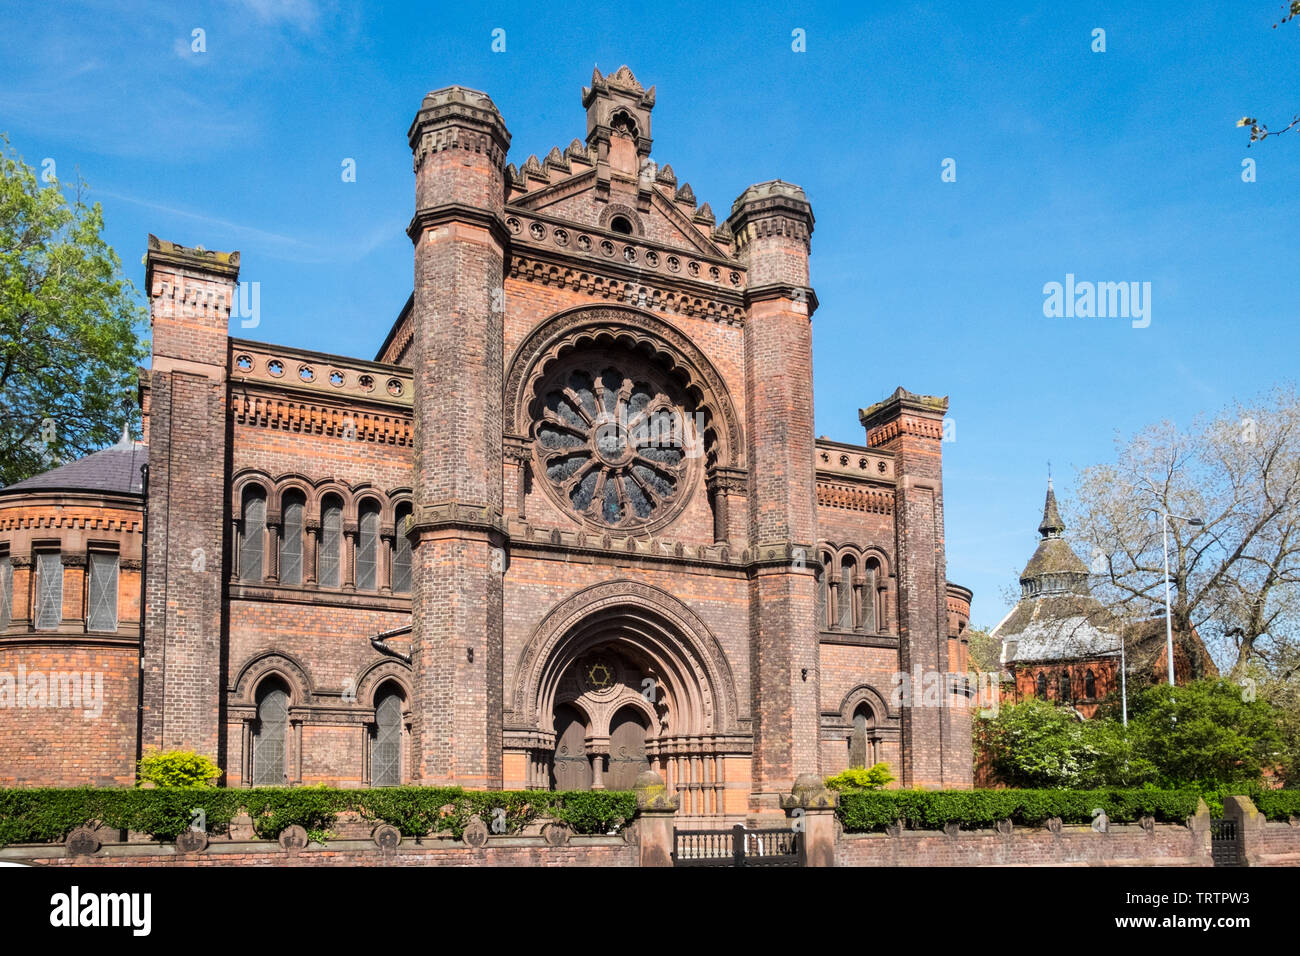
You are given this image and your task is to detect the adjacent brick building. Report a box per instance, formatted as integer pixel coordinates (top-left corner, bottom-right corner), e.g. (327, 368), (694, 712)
(0, 67), (974, 814)
(993, 480), (1216, 719)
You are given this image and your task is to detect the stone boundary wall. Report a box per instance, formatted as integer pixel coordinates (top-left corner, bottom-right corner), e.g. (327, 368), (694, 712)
(3, 834), (636, 868)
(836, 820), (1215, 866)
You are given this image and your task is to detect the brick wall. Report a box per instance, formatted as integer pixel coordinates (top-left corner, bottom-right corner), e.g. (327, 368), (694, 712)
(838, 822), (1215, 866)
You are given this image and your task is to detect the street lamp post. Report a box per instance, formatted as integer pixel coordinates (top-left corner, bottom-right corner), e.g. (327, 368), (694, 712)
(1162, 511), (1204, 687)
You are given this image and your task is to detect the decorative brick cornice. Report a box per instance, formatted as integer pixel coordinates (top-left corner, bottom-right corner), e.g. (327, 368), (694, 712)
(743, 282), (819, 315)
(816, 482), (894, 515)
(61, 551), (87, 568)
(508, 254), (744, 325)
(408, 86), (510, 167)
(230, 392), (413, 447)
(727, 181), (815, 253)
(406, 203), (511, 247)
(863, 415), (946, 447)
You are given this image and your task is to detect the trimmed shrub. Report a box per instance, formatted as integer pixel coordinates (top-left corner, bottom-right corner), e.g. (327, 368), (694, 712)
(136, 750), (223, 788)
(837, 788), (1203, 833)
(0, 786), (639, 847)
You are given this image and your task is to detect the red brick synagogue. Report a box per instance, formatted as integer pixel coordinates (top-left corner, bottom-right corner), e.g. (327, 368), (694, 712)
(0, 67), (975, 820)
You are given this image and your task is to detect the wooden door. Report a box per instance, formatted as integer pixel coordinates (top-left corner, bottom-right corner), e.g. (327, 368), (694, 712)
(606, 707), (649, 790)
(550, 704), (592, 791)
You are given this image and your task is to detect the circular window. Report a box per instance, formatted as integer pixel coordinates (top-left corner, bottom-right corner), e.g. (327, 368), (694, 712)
(267, 360), (285, 377)
(235, 354), (253, 372)
(358, 374), (375, 392)
(329, 370), (345, 387)
(299, 365), (315, 383)
(532, 352), (700, 533)
(387, 378), (404, 397)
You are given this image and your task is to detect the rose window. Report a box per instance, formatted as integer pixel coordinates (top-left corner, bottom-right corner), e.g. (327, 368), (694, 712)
(533, 356), (698, 531)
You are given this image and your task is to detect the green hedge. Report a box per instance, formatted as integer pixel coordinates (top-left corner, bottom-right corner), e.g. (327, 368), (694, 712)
(837, 789), (1205, 833)
(0, 787), (636, 846)
(1255, 790), (1300, 821)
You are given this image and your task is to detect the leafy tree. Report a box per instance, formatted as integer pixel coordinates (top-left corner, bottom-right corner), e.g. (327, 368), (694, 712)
(974, 698), (1117, 789)
(1120, 679), (1285, 791)
(0, 135), (148, 487)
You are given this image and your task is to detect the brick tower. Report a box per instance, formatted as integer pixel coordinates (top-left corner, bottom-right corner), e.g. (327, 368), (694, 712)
(728, 183), (822, 810)
(860, 388), (970, 788)
(406, 87), (512, 787)
(139, 236), (239, 759)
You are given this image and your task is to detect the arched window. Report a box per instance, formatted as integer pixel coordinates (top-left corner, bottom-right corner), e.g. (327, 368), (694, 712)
(392, 503), (412, 594)
(1060, 670), (1072, 701)
(837, 556), (856, 630)
(356, 499), (381, 591)
(818, 551), (834, 629)
(610, 215), (634, 235)
(862, 558), (880, 633)
(279, 490), (305, 586)
(318, 495), (343, 588)
(1035, 672), (1048, 700)
(1085, 669), (1097, 698)
(371, 684), (404, 787)
(849, 704), (874, 769)
(238, 486), (267, 582)
(252, 678), (290, 786)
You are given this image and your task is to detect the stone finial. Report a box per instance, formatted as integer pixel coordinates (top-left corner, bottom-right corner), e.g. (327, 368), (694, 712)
(780, 772), (839, 810)
(634, 770), (678, 811)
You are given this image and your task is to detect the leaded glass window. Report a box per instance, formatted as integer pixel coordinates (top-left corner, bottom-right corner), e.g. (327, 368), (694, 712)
(1036, 671), (1048, 700)
(238, 486), (266, 582)
(35, 552), (63, 631)
(252, 680), (289, 786)
(87, 553), (119, 632)
(1085, 669), (1097, 698)
(372, 687), (403, 786)
(356, 501), (380, 591)
(280, 492), (305, 586)
(1060, 671), (1072, 701)
(392, 505), (412, 594)
(862, 560), (879, 633)
(837, 559), (855, 630)
(0, 555), (11, 630)
(318, 497), (342, 588)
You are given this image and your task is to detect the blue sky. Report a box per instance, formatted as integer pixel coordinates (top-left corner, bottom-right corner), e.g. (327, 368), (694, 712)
(3, 1), (1296, 626)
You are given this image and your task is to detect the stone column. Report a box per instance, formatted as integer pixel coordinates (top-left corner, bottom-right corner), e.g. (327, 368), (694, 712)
(303, 519), (319, 586)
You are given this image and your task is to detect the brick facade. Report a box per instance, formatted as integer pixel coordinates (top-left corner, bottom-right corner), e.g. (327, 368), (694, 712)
(0, 66), (972, 810)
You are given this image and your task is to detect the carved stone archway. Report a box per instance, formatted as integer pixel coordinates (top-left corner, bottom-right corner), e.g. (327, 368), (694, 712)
(508, 580), (744, 815)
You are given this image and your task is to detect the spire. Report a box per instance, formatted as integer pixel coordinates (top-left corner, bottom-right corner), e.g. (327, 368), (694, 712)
(1039, 477), (1065, 538)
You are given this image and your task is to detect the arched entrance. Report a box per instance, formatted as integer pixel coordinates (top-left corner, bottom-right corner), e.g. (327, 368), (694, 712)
(509, 581), (745, 816)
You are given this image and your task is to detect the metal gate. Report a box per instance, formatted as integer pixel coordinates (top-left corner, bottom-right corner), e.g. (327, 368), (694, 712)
(1210, 818), (1243, 867)
(672, 824), (802, 867)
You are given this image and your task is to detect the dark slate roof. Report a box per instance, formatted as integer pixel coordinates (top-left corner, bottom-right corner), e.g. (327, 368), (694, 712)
(1, 431), (147, 497)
